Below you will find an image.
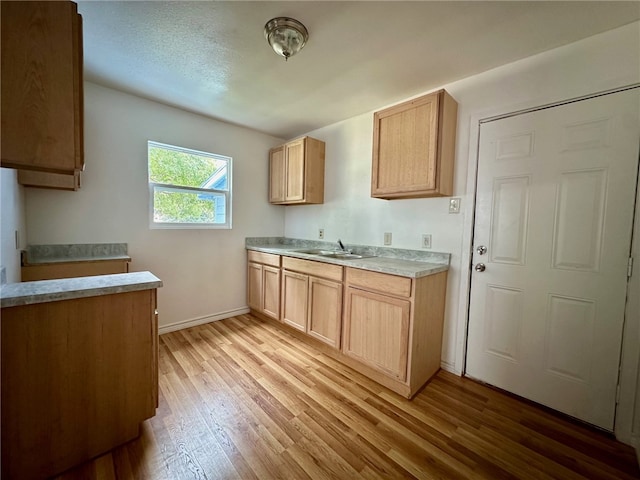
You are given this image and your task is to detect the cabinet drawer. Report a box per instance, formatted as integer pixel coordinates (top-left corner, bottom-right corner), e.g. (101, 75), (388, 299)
(346, 268), (412, 298)
(247, 250), (281, 267)
(282, 257), (342, 282)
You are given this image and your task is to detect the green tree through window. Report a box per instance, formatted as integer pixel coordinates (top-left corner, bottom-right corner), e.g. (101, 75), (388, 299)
(148, 142), (231, 227)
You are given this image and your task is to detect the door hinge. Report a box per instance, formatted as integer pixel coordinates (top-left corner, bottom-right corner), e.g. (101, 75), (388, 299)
(628, 257), (634, 278)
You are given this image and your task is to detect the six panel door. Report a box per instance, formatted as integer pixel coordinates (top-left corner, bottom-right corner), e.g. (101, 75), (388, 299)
(466, 88), (640, 430)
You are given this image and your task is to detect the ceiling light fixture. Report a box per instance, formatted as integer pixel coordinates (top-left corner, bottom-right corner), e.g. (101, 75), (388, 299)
(264, 17), (308, 61)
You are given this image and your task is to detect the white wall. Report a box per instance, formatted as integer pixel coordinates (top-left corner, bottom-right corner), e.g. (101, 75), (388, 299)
(0, 168), (26, 283)
(25, 82), (285, 330)
(286, 22), (640, 443)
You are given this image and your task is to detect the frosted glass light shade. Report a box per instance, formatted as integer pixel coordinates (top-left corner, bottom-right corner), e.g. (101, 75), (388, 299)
(264, 17), (308, 60)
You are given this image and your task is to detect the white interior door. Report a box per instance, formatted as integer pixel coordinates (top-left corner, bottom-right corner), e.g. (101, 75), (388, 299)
(466, 88), (640, 430)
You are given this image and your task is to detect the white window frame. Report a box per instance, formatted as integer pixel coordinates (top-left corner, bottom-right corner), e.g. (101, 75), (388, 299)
(148, 141), (232, 229)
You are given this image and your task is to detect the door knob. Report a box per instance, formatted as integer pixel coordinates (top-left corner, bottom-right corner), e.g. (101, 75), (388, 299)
(476, 245), (487, 255)
(475, 263), (486, 272)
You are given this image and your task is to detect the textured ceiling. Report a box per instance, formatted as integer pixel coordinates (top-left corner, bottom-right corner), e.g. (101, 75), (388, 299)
(78, 1), (640, 139)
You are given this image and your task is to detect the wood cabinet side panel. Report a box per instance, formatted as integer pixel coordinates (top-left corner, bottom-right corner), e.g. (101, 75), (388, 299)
(21, 260), (130, 281)
(1, 1), (79, 173)
(247, 262), (263, 310)
(73, 11), (84, 170)
(1, 290), (156, 479)
(303, 137), (325, 204)
(407, 272), (448, 395)
(435, 91), (458, 197)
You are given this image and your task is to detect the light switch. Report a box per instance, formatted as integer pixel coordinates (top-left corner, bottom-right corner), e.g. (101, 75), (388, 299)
(449, 197), (461, 214)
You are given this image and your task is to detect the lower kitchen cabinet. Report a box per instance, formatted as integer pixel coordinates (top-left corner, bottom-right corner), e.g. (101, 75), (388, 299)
(343, 287), (410, 380)
(281, 257), (344, 347)
(1, 288), (159, 479)
(246, 249), (448, 398)
(247, 251), (281, 321)
(342, 267), (448, 397)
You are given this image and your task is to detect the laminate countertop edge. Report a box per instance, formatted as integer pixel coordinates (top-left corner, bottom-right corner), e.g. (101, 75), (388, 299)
(1, 271), (163, 308)
(22, 255), (132, 266)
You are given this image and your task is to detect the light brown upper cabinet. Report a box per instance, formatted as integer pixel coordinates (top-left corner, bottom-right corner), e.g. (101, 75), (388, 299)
(1, 1), (84, 183)
(269, 136), (325, 204)
(371, 89), (458, 199)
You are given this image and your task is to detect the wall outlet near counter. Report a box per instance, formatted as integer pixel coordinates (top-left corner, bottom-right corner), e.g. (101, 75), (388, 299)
(318, 228), (324, 239)
(422, 234), (432, 249)
(384, 232), (392, 246)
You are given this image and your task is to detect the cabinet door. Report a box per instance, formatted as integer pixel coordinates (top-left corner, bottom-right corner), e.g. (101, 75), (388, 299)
(282, 270), (308, 331)
(285, 138), (306, 201)
(343, 287), (410, 381)
(247, 262), (263, 311)
(262, 265), (281, 320)
(308, 277), (343, 348)
(269, 146), (286, 203)
(1, 1), (83, 174)
(372, 92), (439, 197)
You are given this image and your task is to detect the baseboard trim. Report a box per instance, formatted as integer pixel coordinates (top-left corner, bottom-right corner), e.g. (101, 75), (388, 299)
(158, 307), (250, 335)
(440, 361), (458, 375)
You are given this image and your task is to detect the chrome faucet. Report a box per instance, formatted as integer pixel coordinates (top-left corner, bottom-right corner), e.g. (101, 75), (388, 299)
(337, 239), (347, 252)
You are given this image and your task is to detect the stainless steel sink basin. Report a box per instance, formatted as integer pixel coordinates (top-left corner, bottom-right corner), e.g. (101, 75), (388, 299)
(294, 249), (337, 255)
(319, 253), (371, 260)
(294, 249), (375, 260)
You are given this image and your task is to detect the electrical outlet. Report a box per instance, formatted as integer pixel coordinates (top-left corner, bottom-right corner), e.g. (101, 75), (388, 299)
(449, 197), (461, 214)
(384, 232), (392, 246)
(318, 228), (324, 239)
(422, 234), (432, 249)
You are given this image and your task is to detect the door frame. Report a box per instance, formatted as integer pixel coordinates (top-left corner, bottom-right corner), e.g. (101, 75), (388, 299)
(455, 84), (640, 445)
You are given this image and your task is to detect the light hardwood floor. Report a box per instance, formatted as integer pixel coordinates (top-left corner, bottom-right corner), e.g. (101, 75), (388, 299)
(56, 314), (640, 479)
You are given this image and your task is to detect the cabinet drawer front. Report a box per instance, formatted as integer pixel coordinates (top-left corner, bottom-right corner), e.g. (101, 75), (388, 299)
(247, 250), (281, 267)
(346, 268), (412, 298)
(282, 257), (342, 282)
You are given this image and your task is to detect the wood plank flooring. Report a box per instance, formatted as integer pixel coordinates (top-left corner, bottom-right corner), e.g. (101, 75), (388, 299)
(55, 314), (640, 479)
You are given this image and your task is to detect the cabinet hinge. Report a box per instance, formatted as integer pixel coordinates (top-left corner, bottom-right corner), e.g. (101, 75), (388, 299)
(628, 257), (634, 278)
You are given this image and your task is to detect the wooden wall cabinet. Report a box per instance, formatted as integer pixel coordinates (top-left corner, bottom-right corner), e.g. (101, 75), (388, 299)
(247, 251), (281, 321)
(269, 136), (325, 204)
(1, 288), (158, 479)
(1, 1), (84, 185)
(371, 89), (458, 199)
(281, 257), (343, 348)
(18, 169), (81, 191)
(342, 267), (448, 397)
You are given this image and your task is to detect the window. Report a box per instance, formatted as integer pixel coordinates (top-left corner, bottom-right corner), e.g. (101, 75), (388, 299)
(148, 141), (232, 228)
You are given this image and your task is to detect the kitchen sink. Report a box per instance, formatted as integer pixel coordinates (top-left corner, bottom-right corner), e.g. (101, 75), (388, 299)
(294, 249), (337, 255)
(294, 249), (374, 260)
